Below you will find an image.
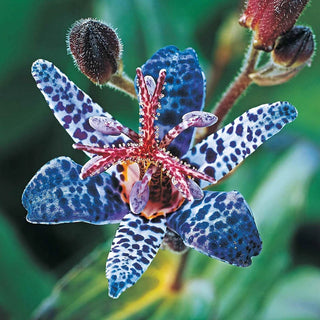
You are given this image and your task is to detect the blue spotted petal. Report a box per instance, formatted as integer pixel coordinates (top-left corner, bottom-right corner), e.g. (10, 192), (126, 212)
(167, 191), (262, 267)
(184, 101), (297, 187)
(138, 46), (206, 158)
(106, 213), (167, 298)
(22, 157), (128, 224)
(32, 60), (129, 155)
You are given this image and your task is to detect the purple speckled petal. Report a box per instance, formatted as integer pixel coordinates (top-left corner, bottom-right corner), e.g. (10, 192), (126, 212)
(32, 59), (130, 156)
(167, 190), (262, 267)
(106, 213), (166, 298)
(136, 46), (206, 158)
(184, 101), (297, 187)
(22, 157), (128, 224)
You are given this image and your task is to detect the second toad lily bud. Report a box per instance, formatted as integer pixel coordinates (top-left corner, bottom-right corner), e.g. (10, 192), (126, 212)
(239, 0), (310, 51)
(67, 18), (122, 84)
(272, 26), (314, 69)
(249, 26), (315, 86)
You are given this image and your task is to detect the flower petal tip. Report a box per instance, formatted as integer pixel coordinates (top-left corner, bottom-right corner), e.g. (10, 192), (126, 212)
(22, 157), (128, 225)
(31, 59), (51, 78)
(108, 280), (126, 299)
(167, 190), (262, 267)
(278, 101), (298, 122)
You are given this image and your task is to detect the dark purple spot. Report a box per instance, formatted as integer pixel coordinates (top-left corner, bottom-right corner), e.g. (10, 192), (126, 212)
(204, 166), (215, 178)
(63, 115), (72, 124)
(73, 114), (81, 123)
(82, 103), (93, 114)
(52, 94), (60, 101)
(205, 148), (217, 163)
(56, 101), (64, 111)
(74, 128), (88, 140)
(44, 86), (53, 94)
(236, 124), (243, 136)
(200, 143), (208, 153)
(227, 126), (233, 134)
(117, 164), (124, 172)
(77, 90), (84, 101)
(231, 154), (238, 163)
(66, 104), (75, 113)
(248, 113), (258, 122)
(83, 120), (95, 132)
(90, 135), (98, 143)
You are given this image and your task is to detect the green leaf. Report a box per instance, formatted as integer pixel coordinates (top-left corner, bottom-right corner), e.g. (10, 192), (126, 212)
(0, 0), (95, 155)
(0, 212), (54, 319)
(152, 279), (214, 320)
(259, 267), (320, 320)
(34, 247), (215, 320)
(0, 0), (38, 81)
(33, 246), (182, 320)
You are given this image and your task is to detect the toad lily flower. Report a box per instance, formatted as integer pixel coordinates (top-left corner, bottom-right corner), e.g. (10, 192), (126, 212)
(22, 46), (297, 299)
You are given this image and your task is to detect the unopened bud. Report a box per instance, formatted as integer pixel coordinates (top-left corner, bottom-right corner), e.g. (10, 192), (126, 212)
(272, 26), (314, 68)
(250, 25), (314, 86)
(239, 0), (310, 52)
(67, 18), (122, 84)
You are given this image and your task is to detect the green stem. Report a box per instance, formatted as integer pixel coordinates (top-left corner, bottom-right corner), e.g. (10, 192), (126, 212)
(170, 250), (190, 292)
(108, 72), (137, 99)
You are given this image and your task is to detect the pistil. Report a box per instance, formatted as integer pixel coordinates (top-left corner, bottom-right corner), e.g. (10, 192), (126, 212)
(129, 166), (157, 213)
(73, 68), (217, 215)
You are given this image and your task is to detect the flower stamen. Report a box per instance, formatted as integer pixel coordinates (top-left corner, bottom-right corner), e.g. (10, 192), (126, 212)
(89, 116), (139, 142)
(73, 68), (216, 216)
(160, 111), (217, 148)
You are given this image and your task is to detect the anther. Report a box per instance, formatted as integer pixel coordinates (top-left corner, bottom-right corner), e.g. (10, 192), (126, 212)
(89, 116), (139, 142)
(160, 111), (218, 148)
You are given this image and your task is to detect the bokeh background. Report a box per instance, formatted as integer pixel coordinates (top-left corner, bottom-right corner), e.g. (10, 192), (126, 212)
(1, 0), (320, 319)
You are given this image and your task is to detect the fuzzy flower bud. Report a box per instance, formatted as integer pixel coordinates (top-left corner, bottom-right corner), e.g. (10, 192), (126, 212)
(249, 26), (314, 86)
(272, 26), (314, 68)
(67, 18), (122, 84)
(239, 0), (310, 52)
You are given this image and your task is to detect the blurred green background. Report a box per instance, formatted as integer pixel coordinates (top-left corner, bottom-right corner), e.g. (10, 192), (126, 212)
(0, 0), (320, 319)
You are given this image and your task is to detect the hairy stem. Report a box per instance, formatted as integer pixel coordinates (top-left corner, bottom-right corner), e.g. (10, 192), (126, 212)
(197, 40), (260, 141)
(108, 72), (137, 99)
(170, 250), (190, 292)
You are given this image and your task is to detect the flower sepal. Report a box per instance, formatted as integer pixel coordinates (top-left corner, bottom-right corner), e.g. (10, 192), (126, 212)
(249, 26), (314, 86)
(248, 62), (304, 86)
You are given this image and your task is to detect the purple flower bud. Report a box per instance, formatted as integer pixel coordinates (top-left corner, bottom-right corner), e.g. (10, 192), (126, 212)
(67, 18), (122, 84)
(272, 26), (314, 68)
(239, 0), (310, 52)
